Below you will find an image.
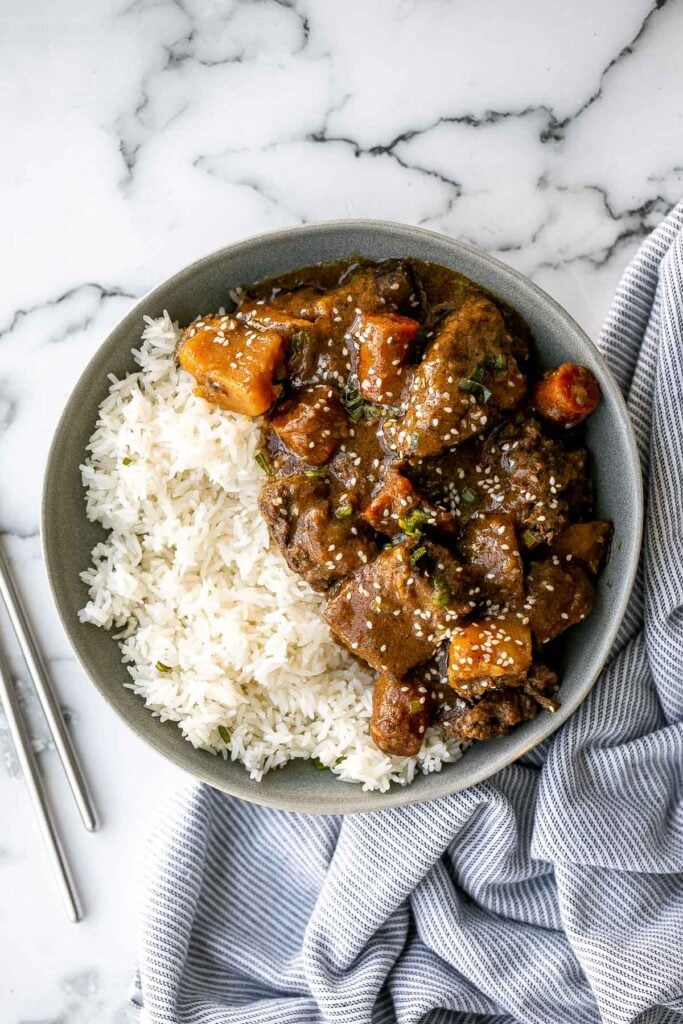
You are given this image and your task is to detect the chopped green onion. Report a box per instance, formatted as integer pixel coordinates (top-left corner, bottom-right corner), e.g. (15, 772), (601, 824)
(460, 486), (477, 505)
(459, 377), (492, 403)
(485, 352), (508, 371)
(398, 508), (431, 537)
(522, 529), (538, 548)
(470, 364), (485, 383)
(334, 756), (345, 767)
(335, 503), (354, 518)
(122, 456), (133, 466)
(217, 725), (230, 744)
(155, 661), (172, 673)
(409, 699), (423, 715)
(342, 378), (365, 421)
(311, 757), (328, 771)
(432, 578), (451, 608)
(363, 403), (402, 419)
(255, 450), (273, 476)
(410, 545), (427, 565)
(304, 469), (327, 479)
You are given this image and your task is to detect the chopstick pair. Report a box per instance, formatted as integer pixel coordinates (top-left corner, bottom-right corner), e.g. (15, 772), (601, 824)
(0, 540), (97, 922)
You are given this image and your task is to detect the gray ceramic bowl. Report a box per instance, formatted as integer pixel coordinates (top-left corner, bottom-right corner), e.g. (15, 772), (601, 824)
(42, 220), (642, 814)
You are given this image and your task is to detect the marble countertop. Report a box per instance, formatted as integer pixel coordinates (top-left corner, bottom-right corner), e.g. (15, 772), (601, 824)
(1, 0), (681, 1019)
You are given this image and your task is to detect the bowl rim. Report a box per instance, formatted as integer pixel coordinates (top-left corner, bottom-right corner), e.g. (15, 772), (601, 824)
(41, 218), (644, 813)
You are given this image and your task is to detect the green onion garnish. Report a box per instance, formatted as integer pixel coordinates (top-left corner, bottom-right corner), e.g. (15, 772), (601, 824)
(363, 403), (402, 419)
(122, 457), (133, 466)
(470, 364), (486, 383)
(432, 579), (451, 608)
(398, 508), (431, 537)
(410, 545), (427, 565)
(255, 450), (273, 476)
(155, 661), (172, 673)
(522, 529), (538, 548)
(343, 378), (365, 421)
(335, 504), (354, 518)
(459, 377), (492, 403)
(485, 352), (508, 371)
(409, 699), (423, 715)
(218, 725), (230, 744)
(460, 486), (476, 505)
(311, 757), (328, 771)
(304, 469), (327, 479)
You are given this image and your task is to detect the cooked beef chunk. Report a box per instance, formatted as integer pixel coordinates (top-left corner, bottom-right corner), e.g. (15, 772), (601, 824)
(323, 539), (473, 677)
(526, 559), (595, 644)
(460, 513), (524, 608)
(233, 289), (319, 336)
(523, 662), (560, 712)
(271, 386), (348, 465)
(474, 415), (592, 546)
(371, 671), (432, 757)
(329, 417), (390, 509)
(258, 474), (376, 591)
(440, 688), (539, 742)
(387, 295), (526, 459)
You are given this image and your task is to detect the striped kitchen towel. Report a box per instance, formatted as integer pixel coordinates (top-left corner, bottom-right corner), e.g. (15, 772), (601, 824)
(131, 203), (683, 1024)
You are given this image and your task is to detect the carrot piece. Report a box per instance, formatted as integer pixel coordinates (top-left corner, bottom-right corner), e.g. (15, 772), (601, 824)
(362, 470), (454, 537)
(356, 312), (419, 404)
(532, 363), (601, 426)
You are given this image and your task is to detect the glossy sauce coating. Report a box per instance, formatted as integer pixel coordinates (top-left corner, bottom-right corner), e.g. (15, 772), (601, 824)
(177, 258), (611, 757)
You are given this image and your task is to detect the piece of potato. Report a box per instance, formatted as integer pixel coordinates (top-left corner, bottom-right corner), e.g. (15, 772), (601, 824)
(178, 315), (286, 416)
(550, 521), (613, 575)
(448, 616), (532, 687)
(532, 363), (601, 426)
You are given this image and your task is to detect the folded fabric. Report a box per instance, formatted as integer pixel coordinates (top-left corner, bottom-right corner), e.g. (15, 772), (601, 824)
(131, 204), (683, 1024)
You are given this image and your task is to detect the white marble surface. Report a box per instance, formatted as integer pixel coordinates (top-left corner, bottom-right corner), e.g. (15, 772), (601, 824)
(1, 0), (681, 1019)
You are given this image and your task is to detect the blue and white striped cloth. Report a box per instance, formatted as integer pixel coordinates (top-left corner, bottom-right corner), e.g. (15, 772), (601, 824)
(132, 205), (683, 1024)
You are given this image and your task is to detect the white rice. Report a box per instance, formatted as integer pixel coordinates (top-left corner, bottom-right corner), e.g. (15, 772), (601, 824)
(79, 313), (463, 791)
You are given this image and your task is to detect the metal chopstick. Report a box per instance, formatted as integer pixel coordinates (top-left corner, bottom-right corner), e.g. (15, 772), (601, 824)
(0, 639), (82, 921)
(0, 542), (98, 832)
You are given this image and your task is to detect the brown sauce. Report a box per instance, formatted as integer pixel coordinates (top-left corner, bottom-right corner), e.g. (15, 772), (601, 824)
(177, 257), (611, 756)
